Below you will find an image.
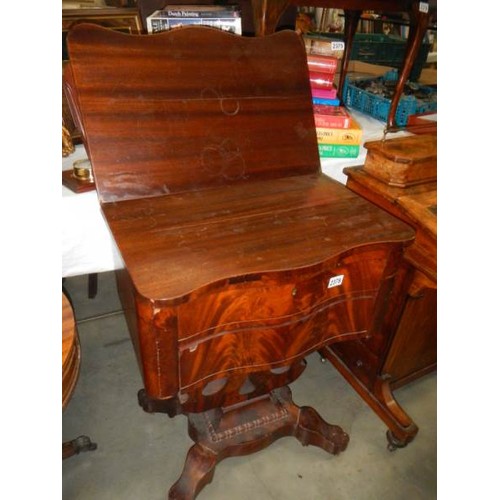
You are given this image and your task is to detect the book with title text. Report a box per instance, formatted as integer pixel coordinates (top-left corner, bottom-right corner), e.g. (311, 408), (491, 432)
(316, 117), (362, 145)
(315, 113), (362, 159)
(147, 4), (242, 34)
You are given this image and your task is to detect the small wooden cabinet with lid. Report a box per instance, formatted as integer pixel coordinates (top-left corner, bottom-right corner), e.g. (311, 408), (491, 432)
(320, 134), (437, 449)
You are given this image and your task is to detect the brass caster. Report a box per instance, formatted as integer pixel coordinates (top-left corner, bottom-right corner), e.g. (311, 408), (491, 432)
(386, 430), (407, 452)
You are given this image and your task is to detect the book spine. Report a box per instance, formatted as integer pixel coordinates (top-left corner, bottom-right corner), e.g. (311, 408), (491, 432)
(313, 103), (350, 115)
(148, 18), (170, 33)
(318, 144), (360, 158)
(311, 88), (337, 100)
(312, 97), (340, 106)
(314, 114), (351, 129)
(163, 9), (240, 19)
(307, 55), (338, 74)
(309, 71), (334, 91)
(316, 126), (362, 145)
(149, 18), (242, 34)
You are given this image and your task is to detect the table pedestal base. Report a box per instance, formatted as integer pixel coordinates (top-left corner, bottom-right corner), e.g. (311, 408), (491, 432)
(168, 385), (349, 499)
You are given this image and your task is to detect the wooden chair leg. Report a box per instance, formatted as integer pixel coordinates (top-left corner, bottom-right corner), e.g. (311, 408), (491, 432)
(88, 273), (98, 299)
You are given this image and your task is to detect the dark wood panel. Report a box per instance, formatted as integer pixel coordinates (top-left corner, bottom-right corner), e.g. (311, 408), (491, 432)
(66, 24), (320, 202)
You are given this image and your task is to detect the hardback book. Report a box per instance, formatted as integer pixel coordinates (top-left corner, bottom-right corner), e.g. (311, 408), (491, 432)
(307, 54), (338, 75)
(311, 88), (337, 100)
(147, 7), (242, 34)
(316, 118), (362, 145)
(312, 96), (340, 106)
(304, 34), (345, 59)
(309, 71), (334, 91)
(318, 144), (360, 158)
(313, 105), (352, 129)
(160, 5), (241, 18)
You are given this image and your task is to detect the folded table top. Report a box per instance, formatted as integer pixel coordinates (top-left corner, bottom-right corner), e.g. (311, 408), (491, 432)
(65, 25), (414, 302)
(102, 173), (413, 301)
(65, 24), (323, 203)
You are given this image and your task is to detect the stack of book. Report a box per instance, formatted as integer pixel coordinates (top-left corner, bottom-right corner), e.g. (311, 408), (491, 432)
(146, 4), (242, 34)
(314, 105), (362, 158)
(305, 47), (361, 159)
(307, 54), (340, 106)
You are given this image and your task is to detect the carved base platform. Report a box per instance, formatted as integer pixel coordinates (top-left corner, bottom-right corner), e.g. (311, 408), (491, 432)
(168, 386), (349, 499)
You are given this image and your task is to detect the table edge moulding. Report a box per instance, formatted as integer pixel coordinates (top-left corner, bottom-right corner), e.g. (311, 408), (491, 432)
(64, 24), (414, 498)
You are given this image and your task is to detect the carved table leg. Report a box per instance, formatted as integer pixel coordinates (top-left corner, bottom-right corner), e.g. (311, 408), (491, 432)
(168, 386), (348, 499)
(169, 445), (217, 500)
(320, 346), (418, 449)
(251, 0), (291, 36)
(387, 2), (430, 129)
(294, 404), (348, 454)
(338, 10), (362, 102)
(373, 377), (418, 451)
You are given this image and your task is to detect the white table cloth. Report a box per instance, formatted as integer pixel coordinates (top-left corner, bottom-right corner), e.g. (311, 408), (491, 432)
(62, 147), (124, 278)
(62, 109), (411, 278)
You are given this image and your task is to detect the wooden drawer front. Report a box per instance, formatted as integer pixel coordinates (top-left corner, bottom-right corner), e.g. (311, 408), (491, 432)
(177, 247), (389, 342)
(178, 247), (390, 389)
(179, 292), (377, 390)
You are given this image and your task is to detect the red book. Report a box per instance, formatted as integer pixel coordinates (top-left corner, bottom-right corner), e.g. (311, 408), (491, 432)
(311, 88), (337, 100)
(309, 71), (334, 90)
(313, 105), (352, 129)
(307, 54), (338, 75)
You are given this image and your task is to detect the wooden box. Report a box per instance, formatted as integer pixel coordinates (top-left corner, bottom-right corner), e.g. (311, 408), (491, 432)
(363, 134), (437, 188)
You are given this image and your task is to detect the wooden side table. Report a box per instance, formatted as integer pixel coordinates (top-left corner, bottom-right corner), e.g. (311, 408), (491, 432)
(62, 292), (97, 459)
(319, 138), (436, 449)
(64, 24), (415, 497)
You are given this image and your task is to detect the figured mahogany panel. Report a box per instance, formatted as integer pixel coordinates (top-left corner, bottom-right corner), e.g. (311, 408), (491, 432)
(179, 296), (373, 390)
(65, 24), (320, 202)
(178, 247), (388, 341)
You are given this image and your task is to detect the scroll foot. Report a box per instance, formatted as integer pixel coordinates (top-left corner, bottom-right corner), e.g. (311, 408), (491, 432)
(62, 435), (97, 460)
(168, 444), (217, 500)
(295, 405), (349, 455)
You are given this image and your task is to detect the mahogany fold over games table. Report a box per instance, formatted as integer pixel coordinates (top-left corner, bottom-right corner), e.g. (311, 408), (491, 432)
(64, 25), (414, 499)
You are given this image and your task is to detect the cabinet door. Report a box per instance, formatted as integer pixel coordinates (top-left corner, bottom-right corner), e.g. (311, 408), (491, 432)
(383, 282), (437, 387)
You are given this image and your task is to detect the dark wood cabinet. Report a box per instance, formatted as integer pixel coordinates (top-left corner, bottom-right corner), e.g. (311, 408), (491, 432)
(320, 137), (436, 449)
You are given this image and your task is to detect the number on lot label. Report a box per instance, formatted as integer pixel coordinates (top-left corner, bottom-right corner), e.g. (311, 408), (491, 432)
(419, 2), (429, 13)
(328, 275), (344, 288)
